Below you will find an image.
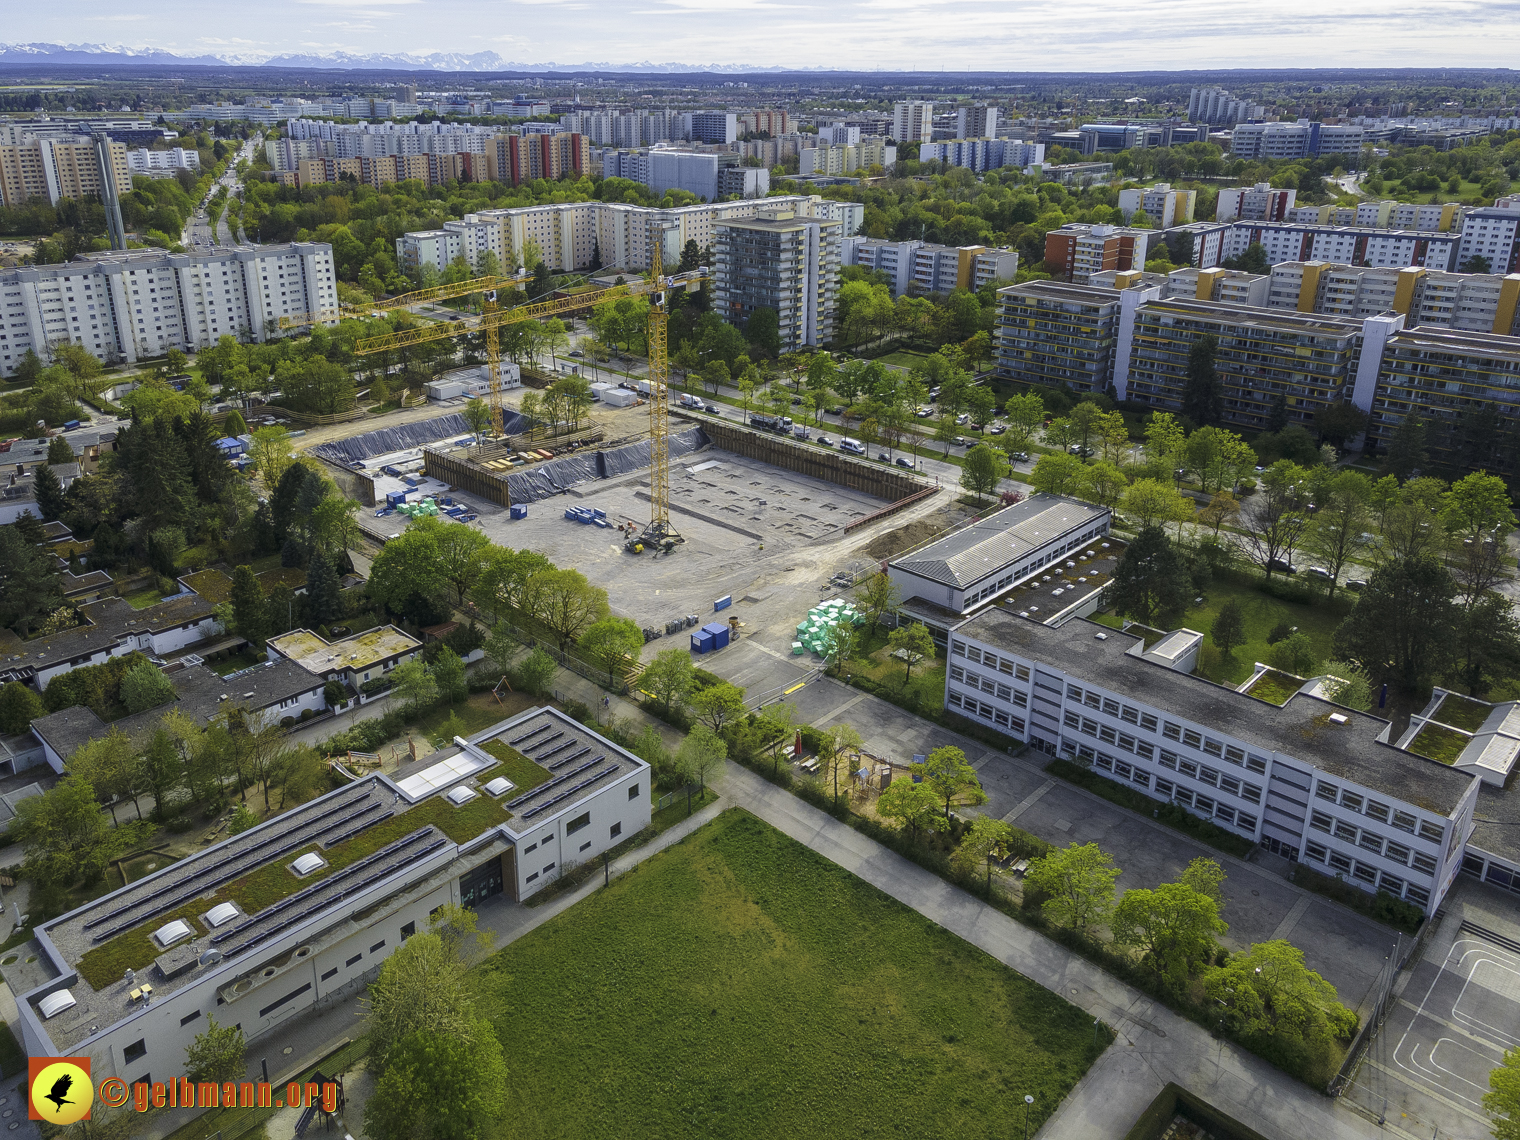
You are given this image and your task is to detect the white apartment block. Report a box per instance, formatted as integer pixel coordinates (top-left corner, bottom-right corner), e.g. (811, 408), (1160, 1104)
(414, 196), (837, 276)
(1229, 121), (1366, 160)
(1214, 184), (1297, 223)
(1219, 222), (1460, 271)
(797, 138), (895, 177)
(1117, 183), (1196, 229)
(1457, 207), (1520, 274)
(955, 105), (999, 139)
(919, 139), (1043, 174)
(124, 147), (200, 177)
(714, 211), (840, 351)
(947, 610), (1480, 915)
(892, 101), (935, 143)
(1162, 266), (1271, 307)
(0, 243), (337, 377)
(1187, 87), (1265, 125)
(843, 238), (1018, 296)
(1262, 261), (1520, 336)
(1287, 200), (1465, 233)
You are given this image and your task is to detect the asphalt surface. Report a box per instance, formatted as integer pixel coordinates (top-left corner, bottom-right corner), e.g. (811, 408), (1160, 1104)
(181, 133), (261, 251)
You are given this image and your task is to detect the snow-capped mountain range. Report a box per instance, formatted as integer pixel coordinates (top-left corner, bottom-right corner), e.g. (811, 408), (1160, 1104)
(0, 42), (794, 72)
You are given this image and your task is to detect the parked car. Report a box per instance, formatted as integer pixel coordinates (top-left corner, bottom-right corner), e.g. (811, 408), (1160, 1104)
(704, 403), (719, 413)
(1267, 559), (1297, 574)
(1010, 451), (1030, 462)
(1304, 567), (1332, 580)
(568, 350), (584, 357)
(952, 436), (969, 447)
(956, 413), (970, 425)
(827, 406), (843, 416)
(817, 435), (835, 446)
(877, 452), (891, 463)
(1345, 578), (1369, 591)
(916, 406), (932, 418)
(791, 396), (802, 406)
(1068, 444), (1095, 457)
(989, 424), (1006, 434)
(895, 456), (914, 468)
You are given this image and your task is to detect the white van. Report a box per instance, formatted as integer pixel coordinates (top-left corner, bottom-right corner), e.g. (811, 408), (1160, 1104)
(839, 438), (866, 455)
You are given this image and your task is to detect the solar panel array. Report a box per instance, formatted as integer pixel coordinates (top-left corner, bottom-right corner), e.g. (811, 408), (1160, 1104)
(546, 746), (592, 771)
(534, 740), (576, 763)
(85, 787), (379, 942)
(508, 723), (554, 747)
(527, 732), (565, 757)
(212, 828), (447, 959)
(520, 764), (621, 820)
(503, 755), (606, 810)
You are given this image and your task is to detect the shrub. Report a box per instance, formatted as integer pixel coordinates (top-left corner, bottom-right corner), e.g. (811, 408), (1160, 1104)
(165, 816), (194, 834)
(281, 716), (295, 728)
(299, 708), (314, 721)
(1267, 620), (1294, 645)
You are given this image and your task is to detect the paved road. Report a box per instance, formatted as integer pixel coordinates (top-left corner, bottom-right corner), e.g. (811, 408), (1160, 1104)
(180, 134), (261, 251)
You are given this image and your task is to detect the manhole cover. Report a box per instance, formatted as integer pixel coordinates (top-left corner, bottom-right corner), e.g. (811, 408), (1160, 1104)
(1251, 890), (1258, 896)
(8, 1120), (17, 1130)
(2, 1109), (10, 1117)
(282, 1047), (293, 1055)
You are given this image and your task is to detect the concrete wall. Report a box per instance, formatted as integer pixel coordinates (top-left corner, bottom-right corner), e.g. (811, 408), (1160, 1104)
(696, 419), (926, 502)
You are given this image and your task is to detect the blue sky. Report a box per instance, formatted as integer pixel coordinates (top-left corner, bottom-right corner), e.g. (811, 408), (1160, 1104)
(9, 0), (1520, 68)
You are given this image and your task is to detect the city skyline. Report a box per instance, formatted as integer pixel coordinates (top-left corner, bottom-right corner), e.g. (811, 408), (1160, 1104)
(5, 0), (1520, 72)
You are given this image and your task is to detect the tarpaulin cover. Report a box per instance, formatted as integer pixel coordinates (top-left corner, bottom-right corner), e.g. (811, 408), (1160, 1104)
(503, 427), (710, 503)
(310, 410), (528, 465)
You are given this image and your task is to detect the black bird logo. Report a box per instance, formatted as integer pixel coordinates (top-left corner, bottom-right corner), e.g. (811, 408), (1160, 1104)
(43, 1074), (75, 1114)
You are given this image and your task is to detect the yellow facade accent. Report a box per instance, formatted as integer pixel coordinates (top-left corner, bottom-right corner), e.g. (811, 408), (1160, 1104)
(955, 246), (983, 290)
(1439, 203), (1459, 232)
(1297, 261), (1330, 313)
(1493, 275), (1520, 336)
(1392, 266), (1426, 315)
(1113, 269), (1142, 289)
(1196, 267), (1225, 301)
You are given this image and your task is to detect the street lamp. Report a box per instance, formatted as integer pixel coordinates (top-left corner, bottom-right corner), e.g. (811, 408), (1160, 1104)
(1023, 1094), (1034, 1139)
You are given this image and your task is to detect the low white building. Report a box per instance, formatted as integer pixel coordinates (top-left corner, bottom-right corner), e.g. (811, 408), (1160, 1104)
(125, 148), (201, 177)
(13, 706), (651, 1096)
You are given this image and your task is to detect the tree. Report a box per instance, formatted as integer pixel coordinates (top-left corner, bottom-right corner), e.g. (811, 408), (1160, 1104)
(953, 815), (1016, 892)
(422, 519), (491, 605)
(913, 745), (986, 821)
(888, 622), (935, 686)
(1029, 452), (1088, 496)
(674, 724), (726, 793)
(1108, 524), (1190, 626)
(304, 549), (342, 627)
(878, 777), (949, 843)
(640, 647), (695, 716)
(229, 564), (270, 647)
(1211, 599), (1246, 657)
(1239, 461), (1310, 579)
(1119, 479), (1189, 530)
(515, 646), (557, 698)
(1456, 592), (1520, 698)
(524, 567), (609, 649)
(369, 526), (446, 624)
(140, 726), (186, 820)
(363, 927), (479, 1072)
(185, 1016), (247, 1084)
(0, 680), (45, 734)
(960, 443), (1009, 504)
(431, 647), (468, 705)
(120, 659), (175, 714)
(1381, 415), (1427, 480)
(1204, 940), (1355, 1042)
(1196, 491), (1240, 536)
(32, 464), (65, 522)
(223, 408), (248, 438)
(0, 524), (62, 631)
(689, 681), (746, 734)
(1025, 842), (1120, 934)
(1301, 472), (1373, 599)
(68, 727), (142, 821)
(1113, 880), (1227, 986)
(1268, 632), (1317, 676)
(247, 426), (294, 489)
(578, 616), (644, 687)
(46, 436), (74, 465)
(1333, 557), (1459, 690)
(13, 775), (136, 887)
(1003, 391), (1045, 450)
(1314, 402), (1368, 448)
(472, 547), (553, 617)
(853, 571), (902, 631)
(1182, 334), (1221, 427)
(1442, 471), (1517, 608)
(390, 659), (440, 712)
(1320, 660), (1373, 711)
(1485, 1046), (1520, 1140)
(746, 306), (781, 358)
(461, 397), (493, 442)
(365, 1027), (509, 1140)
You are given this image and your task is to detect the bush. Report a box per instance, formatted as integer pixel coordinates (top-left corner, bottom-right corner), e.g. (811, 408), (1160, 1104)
(165, 815), (193, 833)
(322, 680), (347, 706)
(299, 708), (314, 721)
(1236, 477), (1257, 494)
(281, 716), (295, 728)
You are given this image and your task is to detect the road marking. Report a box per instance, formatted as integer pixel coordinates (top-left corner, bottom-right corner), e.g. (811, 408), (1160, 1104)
(1002, 779), (1055, 823)
(810, 691), (871, 725)
(782, 680), (808, 696)
(1268, 895), (1311, 942)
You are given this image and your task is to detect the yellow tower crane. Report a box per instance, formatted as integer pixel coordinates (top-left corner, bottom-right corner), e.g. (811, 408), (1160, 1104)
(275, 275), (521, 332)
(628, 238), (683, 554)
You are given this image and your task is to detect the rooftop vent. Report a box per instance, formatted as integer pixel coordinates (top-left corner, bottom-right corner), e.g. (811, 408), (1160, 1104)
(483, 777), (513, 797)
(290, 852), (327, 877)
(205, 902), (240, 928)
(38, 990), (76, 1019)
(1329, 713), (1349, 725)
(1094, 632), (1108, 641)
(152, 919), (194, 949)
(445, 785), (478, 806)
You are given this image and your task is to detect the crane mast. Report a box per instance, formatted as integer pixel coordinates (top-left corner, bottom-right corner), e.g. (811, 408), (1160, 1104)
(629, 238), (683, 553)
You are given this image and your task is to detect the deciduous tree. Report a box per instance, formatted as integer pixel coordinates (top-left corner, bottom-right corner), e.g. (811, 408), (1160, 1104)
(577, 616), (644, 686)
(1333, 557), (1459, 691)
(1108, 524), (1190, 626)
(953, 816), (1016, 892)
(639, 647), (695, 716)
(184, 1016), (247, 1084)
(913, 745), (986, 820)
(878, 777), (948, 844)
(674, 724), (726, 792)
(1211, 599), (1246, 657)
(960, 443), (1009, 504)
(1112, 880), (1227, 986)
(887, 622), (935, 686)
(689, 681), (746, 734)
(854, 571), (902, 631)
(120, 659), (175, 714)
(1025, 842), (1120, 934)
(524, 567), (610, 649)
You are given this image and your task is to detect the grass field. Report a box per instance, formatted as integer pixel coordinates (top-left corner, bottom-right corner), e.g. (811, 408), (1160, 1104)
(1434, 693), (1492, 732)
(1409, 723), (1471, 765)
(476, 809), (1106, 1139)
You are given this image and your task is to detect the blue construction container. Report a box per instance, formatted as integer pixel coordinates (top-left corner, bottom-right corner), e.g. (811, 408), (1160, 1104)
(701, 621), (730, 650)
(713, 595), (732, 612)
(691, 629), (715, 654)
(510, 504), (528, 520)
(592, 508), (606, 520)
(386, 490), (408, 507)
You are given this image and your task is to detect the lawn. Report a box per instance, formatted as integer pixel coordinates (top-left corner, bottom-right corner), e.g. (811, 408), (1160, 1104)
(413, 693), (525, 748)
(1434, 693), (1492, 732)
(1243, 668), (1305, 706)
(1408, 723), (1471, 765)
(874, 349), (933, 370)
(481, 739), (552, 795)
(212, 648), (265, 676)
(847, 624), (948, 713)
(123, 586), (168, 610)
(476, 809), (1106, 1138)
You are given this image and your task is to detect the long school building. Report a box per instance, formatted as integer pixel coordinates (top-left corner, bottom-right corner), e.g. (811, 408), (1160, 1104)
(947, 608), (1483, 916)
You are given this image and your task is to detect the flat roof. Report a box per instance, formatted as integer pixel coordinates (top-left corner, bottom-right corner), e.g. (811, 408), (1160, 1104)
(1387, 325), (1520, 360)
(998, 280), (1122, 305)
(955, 608), (1476, 815)
(268, 626), (420, 673)
(891, 493), (1108, 590)
(1139, 296), (1365, 338)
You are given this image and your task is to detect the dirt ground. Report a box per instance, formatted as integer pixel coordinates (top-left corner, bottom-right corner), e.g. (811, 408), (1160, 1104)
(860, 505), (974, 562)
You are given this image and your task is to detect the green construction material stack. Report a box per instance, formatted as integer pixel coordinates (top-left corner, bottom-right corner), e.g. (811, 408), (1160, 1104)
(797, 597), (863, 656)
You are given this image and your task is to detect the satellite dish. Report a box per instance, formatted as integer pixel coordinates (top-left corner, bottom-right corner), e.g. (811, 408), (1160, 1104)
(198, 949), (223, 967)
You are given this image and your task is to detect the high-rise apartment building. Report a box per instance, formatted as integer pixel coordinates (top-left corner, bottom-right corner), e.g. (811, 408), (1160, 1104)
(739, 110), (789, 137)
(994, 281), (1123, 393)
(797, 138), (895, 177)
(0, 243), (337, 377)
(1457, 206), (1520, 273)
(919, 139), (1043, 174)
(714, 211), (840, 351)
(1187, 87), (1265, 125)
(123, 148), (199, 178)
(687, 112), (738, 145)
(1369, 327), (1520, 468)
(891, 101), (935, 144)
(1117, 183), (1196, 229)
(955, 105), (999, 139)
(842, 238), (1016, 296)
(0, 134), (130, 207)
(1043, 224), (1154, 284)
(1214, 183), (1297, 223)
(1230, 121), (1366, 160)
